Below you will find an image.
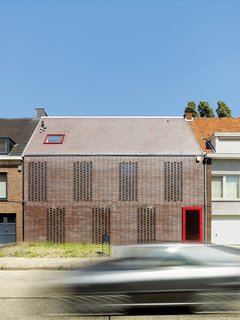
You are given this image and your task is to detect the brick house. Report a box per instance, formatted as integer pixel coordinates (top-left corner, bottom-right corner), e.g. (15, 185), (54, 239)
(187, 116), (240, 245)
(0, 109), (46, 243)
(23, 116), (207, 245)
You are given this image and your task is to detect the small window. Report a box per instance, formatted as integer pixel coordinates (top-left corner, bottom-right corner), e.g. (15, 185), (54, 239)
(0, 138), (15, 155)
(212, 176), (223, 198)
(0, 173), (7, 200)
(44, 134), (65, 144)
(0, 141), (7, 154)
(212, 175), (240, 200)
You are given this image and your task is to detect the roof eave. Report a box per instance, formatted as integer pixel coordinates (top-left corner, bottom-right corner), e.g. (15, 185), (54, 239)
(207, 153), (240, 159)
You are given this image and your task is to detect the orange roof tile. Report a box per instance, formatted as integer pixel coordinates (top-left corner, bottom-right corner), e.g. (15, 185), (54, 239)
(188, 118), (240, 153)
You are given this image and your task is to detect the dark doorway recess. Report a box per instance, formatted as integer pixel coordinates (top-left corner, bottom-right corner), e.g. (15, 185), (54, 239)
(182, 207), (202, 242)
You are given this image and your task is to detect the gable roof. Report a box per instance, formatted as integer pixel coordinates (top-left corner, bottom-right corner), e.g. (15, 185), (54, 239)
(0, 118), (39, 155)
(24, 117), (202, 156)
(188, 117), (240, 153)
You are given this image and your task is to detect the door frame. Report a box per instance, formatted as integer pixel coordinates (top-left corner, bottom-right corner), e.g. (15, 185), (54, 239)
(182, 207), (203, 242)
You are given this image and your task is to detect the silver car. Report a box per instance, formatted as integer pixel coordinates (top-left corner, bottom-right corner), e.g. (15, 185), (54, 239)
(49, 243), (240, 315)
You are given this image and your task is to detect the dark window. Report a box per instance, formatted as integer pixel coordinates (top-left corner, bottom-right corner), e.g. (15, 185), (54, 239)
(92, 208), (111, 244)
(44, 134), (65, 144)
(0, 141), (7, 154)
(73, 161), (93, 201)
(7, 215), (16, 223)
(28, 162), (47, 202)
(0, 173), (7, 200)
(164, 161), (183, 202)
(47, 208), (66, 244)
(0, 138), (15, 155)
(137, 207), (156, 243)
(119, 162), (138, 201)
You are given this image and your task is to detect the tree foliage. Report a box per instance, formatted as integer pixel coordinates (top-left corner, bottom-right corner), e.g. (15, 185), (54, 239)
(216, 101), (232, 118)
(184, 100), (233, 118)
(197, 101), (215, 117)
(184, 101), (199, 117)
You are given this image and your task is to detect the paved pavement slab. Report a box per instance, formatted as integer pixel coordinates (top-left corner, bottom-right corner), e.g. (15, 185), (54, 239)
(0, 257), (104, 270)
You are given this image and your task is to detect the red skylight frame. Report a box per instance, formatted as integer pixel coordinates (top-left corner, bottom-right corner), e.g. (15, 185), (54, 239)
(44, 134), (65, 144)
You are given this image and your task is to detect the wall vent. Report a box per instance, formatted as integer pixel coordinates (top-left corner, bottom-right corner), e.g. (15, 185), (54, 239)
(73, 161), (93, 202)
(47, 208), (65, 244)
(119, 161), (138, 202)
(164, 161), (183, 202)
(92, 208), (111, 244)
(28, 162), (47, 202)
(137, 207), (156, 243)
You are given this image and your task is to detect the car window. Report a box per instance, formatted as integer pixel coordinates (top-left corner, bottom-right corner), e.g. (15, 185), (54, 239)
(179, 245), (240, 265)
(106, 254), (190, 270)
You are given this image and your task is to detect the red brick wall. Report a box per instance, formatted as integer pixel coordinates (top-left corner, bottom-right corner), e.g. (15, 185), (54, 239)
(24, 156), (205, 245)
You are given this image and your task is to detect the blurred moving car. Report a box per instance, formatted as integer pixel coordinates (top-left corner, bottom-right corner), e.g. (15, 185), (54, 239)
(49, 243), (240, 315)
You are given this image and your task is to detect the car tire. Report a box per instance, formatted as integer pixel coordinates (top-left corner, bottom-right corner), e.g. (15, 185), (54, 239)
(191, 290), (240, 314)
(51, 293), (131, 315)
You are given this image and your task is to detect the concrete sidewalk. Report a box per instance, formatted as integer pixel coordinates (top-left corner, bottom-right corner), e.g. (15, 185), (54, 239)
(0, 257), (104, 270)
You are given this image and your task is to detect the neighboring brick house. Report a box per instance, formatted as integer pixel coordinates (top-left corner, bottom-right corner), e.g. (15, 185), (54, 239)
(187, 116), (240, 245)
(23, 116), (206, 245)
(0, 109), (46, 244)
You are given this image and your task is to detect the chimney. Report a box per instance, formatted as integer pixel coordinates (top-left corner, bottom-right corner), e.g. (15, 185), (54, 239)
(35, 108), (48, 119)
(184, 112), (193, 121)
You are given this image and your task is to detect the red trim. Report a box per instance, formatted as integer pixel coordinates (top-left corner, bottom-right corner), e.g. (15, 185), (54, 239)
(44, 134), (65, 144)
(182, 206), (203, 242)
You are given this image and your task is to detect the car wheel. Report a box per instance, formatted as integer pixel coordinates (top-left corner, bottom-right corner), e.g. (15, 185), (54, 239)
(191, 291), (240, 314)
(50, 294), (131, 315)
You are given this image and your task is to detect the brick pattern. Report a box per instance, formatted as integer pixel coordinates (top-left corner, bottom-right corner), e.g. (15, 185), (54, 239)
(92, 207), (111, 244)
(28, 162), (47, 202)
(164, 161), (183, 202)
(47, 207), (65, 244)
(119, 161), (138, 201)
(137, 207), (156, 243)
(73, 161), (93, 202)
(24, 156), (204, 245)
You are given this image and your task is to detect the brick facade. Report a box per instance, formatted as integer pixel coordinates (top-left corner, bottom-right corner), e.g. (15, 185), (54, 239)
(24, 155), (206, 245)
(0, 162), (23, 242)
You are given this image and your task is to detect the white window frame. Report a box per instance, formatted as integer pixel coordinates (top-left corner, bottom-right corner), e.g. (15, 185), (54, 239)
(0, 173), (7, 200)
(212, 173), (240, 201)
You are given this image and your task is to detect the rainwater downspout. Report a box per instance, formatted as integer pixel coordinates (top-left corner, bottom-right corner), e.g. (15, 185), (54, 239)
(203, 153), (208, 242)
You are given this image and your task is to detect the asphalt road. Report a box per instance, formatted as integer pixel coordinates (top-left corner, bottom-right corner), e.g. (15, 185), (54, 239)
(0, 270), (239, 320)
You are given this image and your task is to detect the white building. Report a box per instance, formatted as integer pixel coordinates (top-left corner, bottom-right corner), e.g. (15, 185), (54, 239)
(187, 116), (240, 245)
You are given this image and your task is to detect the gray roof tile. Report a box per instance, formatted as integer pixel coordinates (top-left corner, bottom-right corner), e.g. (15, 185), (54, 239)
(0, 118), (39, 155)
(25, 117), (202, 155)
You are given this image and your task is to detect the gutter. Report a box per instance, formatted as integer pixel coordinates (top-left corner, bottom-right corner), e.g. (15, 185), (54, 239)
(203, 153), (208, 242)
(207, 154), (240, 159)
(23, 153), (204, 157)
(0, 156), (22, 160)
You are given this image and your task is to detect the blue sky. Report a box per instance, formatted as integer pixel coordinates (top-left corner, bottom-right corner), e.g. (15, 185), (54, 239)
(1, 0), (240, 117)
